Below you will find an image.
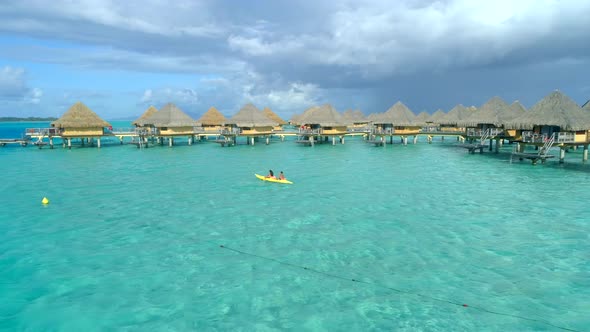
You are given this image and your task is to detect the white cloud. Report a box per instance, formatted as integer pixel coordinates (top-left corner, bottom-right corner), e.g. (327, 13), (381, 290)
(139, 87), (199, 107)
(227, 0), (590, 75)
(245, 82), (321, 114)
(0, 66), (42, 104)
(0, 0), (223, 38)
(0, 66), (27, 96)
(25, 87), (43, 104)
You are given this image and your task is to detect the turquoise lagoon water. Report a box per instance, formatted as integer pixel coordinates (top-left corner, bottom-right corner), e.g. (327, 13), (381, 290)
(1, 122), (589, 331)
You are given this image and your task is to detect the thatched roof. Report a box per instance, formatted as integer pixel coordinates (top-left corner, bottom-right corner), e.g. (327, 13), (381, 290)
(198, 107), (227, 126)
(428, 109), (447, 124)
(373, 101), (417, 126)
(582, 99), (590, 111)
(415, 111), (431, 123)
(501, 100), (527, 122)
(342, 109), (368, 123)
(299, 104), (348, 126)
(262, 107), (286, 125)
(135, 103), (197, 127)
(440, 104), (469, 125)
(52, 102), (111, 128)
(132, 106), (158, 126)
(367, 113), (381, 121)
(227, 103), (278, 127)
(459, 96), (510, 127)
(290, 113), (303, 125)
(506, 91), (590, 131)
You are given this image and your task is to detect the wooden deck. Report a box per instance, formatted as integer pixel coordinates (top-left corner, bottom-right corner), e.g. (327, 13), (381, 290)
(366, 140), (385, 146)
(459, 143), (487, 153)
(214, 139), (235, 147)
(511, 152), (555, 165)
(0, 139), (29, 147)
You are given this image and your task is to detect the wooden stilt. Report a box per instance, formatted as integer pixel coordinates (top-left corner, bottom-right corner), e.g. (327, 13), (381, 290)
(559, 147), (565, 163)
(97, 138), (101, 148)
(67, 138), (72, 149)
(584, 145), (588, 162)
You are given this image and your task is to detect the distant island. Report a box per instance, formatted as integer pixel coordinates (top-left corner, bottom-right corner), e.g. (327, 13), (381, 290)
(0, 117), (58, 122)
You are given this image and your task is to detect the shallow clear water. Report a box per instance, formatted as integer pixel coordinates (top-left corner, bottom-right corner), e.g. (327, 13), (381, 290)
(1, 122), (589, 331)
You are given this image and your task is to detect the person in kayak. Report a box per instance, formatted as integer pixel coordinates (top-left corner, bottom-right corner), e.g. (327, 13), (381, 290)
(279, 171), (286, 180)
(266, 170), (276, 179)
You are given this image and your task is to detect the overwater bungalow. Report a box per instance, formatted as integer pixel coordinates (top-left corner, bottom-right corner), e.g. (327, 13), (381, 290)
(426, 109), (446, 129)
(224, 103), (278, 145)
(289, 113), (303, 126)
(135, 103), (199, 146)
(342, 109), (370, 133)
(133, 106), (158, 128)
(131, 106), (158, 139)
(415, 111), (431, 124)
(458, 96), (511, 142)
(197, 106), (227, 134)
(437, 104), (470, 133)
(262, 107), (286, 131)
(51, 101), (111, 149)
(371, 101), (420, 145)
(501, 101), (528, 139)
(506, 91), (590, 163)
(297, 104), (349, 146)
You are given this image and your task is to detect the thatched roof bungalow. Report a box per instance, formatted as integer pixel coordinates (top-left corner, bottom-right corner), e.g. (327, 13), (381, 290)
(289, 113), (304, 126)
(428, 109), (446, 124)
(342, 109), (370, 132)
(132, 106), (158, 127)
(52, 102), (111, 138)
(415, 111), (431, 123)
(227, 103), (278, 135)
(262, 107), (286, 131)
(372, 101), (420, 135)
(298, 104), (349, 135)
(435, 104), (472, 132)
(506, 91), (590, 144)
(197, 107), (227, 133)
(135, 103), (198, 136)
(262, 107), (286, 125)
(457, 97), (512, 138)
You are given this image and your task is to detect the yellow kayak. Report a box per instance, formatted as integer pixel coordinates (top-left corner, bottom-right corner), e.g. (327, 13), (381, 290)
(255, 174), (293, 184)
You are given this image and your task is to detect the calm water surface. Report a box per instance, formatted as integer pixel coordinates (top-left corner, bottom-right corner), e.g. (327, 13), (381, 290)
(1, 122), (589, 331)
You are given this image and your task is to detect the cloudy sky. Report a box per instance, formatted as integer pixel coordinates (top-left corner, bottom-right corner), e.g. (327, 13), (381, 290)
(0, 0), (589, 120)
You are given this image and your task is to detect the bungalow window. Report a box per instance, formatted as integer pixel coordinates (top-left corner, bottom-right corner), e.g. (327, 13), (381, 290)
(161, 127), (168, 130)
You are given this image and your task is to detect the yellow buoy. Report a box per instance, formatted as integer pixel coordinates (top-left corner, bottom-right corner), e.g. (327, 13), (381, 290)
(42, 197), (49, 205)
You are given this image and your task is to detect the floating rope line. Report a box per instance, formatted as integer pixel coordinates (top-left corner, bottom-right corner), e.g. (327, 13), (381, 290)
(218, 244), (582, 332)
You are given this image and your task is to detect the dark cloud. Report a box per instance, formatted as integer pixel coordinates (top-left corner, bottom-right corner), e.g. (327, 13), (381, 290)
(0, 0), (589, 117)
